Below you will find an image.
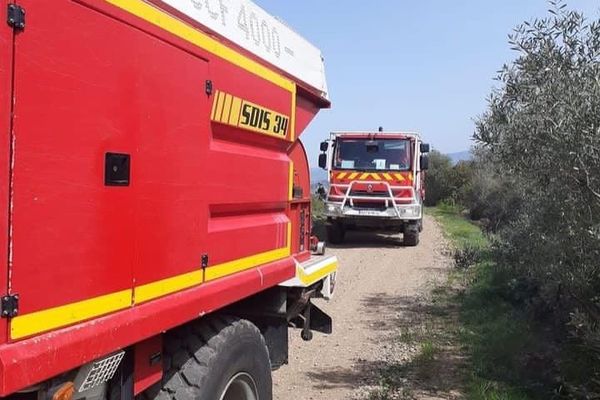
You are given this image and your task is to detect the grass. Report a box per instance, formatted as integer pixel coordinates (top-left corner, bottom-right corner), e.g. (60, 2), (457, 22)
(427, 202), (487, 249)
(460, 269), (534, 400)
(417, 341), (439, 362)
(467, 379), (531, 400)
(429, 204), (535, 400)
(360, 203), (541, 400)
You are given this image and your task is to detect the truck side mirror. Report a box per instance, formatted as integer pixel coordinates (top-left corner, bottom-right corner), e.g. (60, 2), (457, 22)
(420, 143), (430, 153)
(318, 153), (327, 169)
(320, 141), (329, 152)
(420, 155), (429, 171)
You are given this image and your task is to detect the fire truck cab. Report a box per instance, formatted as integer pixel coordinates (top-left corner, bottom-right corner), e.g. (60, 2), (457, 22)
(319, 130), (430, 246)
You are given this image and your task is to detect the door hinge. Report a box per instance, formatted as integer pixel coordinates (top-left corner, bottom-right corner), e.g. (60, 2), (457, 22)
(201, 254), (209, 269)
(7, 4), (25, 31)
(1, 294), (19, 318)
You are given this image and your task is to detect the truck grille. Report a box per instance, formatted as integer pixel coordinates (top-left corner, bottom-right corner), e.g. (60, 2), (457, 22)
(349, 190), (389, 198)
(352, 201), (387, 210)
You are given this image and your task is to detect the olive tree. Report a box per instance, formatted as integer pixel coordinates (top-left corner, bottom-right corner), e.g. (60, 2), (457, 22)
(475, 0), (600, 359)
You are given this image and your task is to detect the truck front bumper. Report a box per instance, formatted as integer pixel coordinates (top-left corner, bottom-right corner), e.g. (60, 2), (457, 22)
(324, 202), (422, 221)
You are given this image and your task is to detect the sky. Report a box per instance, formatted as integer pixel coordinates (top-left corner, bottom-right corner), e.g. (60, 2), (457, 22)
(255, 0), (599, 166)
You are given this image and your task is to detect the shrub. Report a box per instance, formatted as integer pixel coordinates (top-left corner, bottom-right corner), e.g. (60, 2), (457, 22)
(474, 1), (600, 392)
(461, 150), (523, 232)
(424, 150), (455, 206)
(454, 245), (483, 270)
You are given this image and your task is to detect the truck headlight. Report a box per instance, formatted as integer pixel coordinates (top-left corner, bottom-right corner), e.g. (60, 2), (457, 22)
(397, 205), (421, 218)
(326, 203), (342, 215)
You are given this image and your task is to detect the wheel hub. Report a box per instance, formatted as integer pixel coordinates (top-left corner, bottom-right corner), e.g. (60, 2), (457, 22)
(219, 372), (259, 400)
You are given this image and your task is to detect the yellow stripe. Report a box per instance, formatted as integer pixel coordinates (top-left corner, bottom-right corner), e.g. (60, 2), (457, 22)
(11, 290), (132, 340)
(135, 270), (203, 304)
(348, 172), (359, 179)
(229, 97), (242, 125)
(297, 260), (338, 286)
(205, 247), (290, 282)
(288, 161), (294, 200)
(214, 91), (225, 122)
(337, 172), (347, 179)
(11, 242), (294, 339)
(372, 173), (382, 181)
(383, 173), (393, 181)
(210, 91), (220, 120)
(104, 0), (294, 93)
(360, 173), (370, 180)
(409, 172), (414, 181)
(394, 173), (405, 182)
(221, 93), (233, 123)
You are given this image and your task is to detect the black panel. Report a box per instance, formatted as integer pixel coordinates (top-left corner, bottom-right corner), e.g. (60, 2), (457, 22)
(105, 153), (130, 186)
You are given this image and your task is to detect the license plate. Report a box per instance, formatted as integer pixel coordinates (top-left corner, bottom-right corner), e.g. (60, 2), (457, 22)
(358, 210), (381, 216)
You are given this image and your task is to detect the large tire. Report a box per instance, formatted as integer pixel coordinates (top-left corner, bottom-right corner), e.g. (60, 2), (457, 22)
(143, 316), (272, 400)
(326, 222), (344, 244)
(403, 224), (420, 247)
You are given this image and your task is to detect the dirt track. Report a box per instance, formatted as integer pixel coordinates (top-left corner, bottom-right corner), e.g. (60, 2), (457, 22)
(273, 215), (453, 399)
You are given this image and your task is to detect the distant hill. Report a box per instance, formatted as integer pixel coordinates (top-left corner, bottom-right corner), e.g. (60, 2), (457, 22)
(447, 150), (471, 164)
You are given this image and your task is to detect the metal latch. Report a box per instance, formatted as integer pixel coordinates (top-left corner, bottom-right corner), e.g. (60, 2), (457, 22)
(7, 4), (25, 30)
(205, 80), (213, 96)
(1, 294), (19, 318)
(201, 254), (209, 269)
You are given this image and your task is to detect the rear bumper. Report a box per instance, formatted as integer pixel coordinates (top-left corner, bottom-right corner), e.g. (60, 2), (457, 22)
(280, 255), (338, 300)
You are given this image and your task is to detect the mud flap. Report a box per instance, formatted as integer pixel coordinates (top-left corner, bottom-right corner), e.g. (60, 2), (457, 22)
(309, 302), (332, 334)
(290, 300), (332, 341)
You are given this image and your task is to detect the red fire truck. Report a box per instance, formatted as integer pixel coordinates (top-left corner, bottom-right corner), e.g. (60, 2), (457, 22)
(318, 130), (430, 246)
(0, 1), (337, 399)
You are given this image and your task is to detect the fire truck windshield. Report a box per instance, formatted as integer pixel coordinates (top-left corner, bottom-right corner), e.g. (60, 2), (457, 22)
(334, 139), (411, 171)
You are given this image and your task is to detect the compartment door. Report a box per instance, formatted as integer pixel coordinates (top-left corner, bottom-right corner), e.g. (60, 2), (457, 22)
(7, 0), (141, 341)
(7, 0), (207, 340)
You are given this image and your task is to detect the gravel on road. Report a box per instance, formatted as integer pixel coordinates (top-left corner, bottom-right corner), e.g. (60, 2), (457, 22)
(273, 215), (453, 400)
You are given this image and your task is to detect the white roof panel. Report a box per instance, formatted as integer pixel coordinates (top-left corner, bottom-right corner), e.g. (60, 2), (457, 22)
(161, 0), (329, 99)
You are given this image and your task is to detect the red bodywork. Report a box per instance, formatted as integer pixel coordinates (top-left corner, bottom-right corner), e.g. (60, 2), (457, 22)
(0, 0), (328, 395)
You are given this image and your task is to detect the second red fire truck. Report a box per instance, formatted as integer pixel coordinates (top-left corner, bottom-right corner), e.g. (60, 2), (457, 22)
(319, 129), (430, 246)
